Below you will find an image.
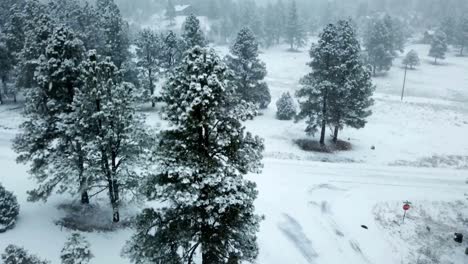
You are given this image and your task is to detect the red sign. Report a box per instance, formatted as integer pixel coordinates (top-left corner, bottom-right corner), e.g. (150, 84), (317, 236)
(403, 204), (410, 211)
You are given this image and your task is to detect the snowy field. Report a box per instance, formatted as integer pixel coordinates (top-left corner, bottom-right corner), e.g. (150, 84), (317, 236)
(1, 42), (467, 263)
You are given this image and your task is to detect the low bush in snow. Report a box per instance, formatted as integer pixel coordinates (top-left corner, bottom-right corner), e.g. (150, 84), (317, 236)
(1, 245), (49, 264)
(61, 233), (93, 264)
(0, 183), (20, 233)
(276, 92), (296, 120)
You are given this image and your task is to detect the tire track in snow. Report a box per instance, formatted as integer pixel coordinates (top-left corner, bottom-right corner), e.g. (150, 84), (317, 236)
(278, 213), (318, 263)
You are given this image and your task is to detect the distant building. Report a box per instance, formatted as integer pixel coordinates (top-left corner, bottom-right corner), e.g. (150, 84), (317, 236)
(174, 4), (193, 16)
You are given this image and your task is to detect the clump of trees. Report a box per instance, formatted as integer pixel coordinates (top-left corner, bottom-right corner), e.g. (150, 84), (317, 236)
(0, 183), (19, 233)
(297, 20), (374, 145)
(364, 15), (406, 75)
(8, 0), (153, 223)
(285, 0), (307, 51)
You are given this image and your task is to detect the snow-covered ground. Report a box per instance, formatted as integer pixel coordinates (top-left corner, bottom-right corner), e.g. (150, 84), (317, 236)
(0, 42), (467, 263)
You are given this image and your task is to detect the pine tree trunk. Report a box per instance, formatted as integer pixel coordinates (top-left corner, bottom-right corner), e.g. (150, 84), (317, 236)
(81, 191), (90, 204)
(320, 91), (327, 145)
(201, 245), (217, 264)
(460, 46), (464, 56)
(332, 126), (339, 143)
(149, 68), (155, 108)
(108, 177), (120, 223)
(372, 65), (376, 76)
(0, 76), (5, 104)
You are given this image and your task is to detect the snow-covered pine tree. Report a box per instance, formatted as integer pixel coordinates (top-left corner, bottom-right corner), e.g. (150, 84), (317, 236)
(240, 1), (264, 45)
(274, 0), (287, 44)
(136, 29), (163, 107)
(0, 0), (24, 28)
(383, 15), (405, 53)
(225, 27), (271, 109)
(95, 0), (130, 68)
(47, 0), (102, 52)
(73, 51), (151, 222)
(403, 50), (420, 69)
(124, 47), (264, 264)
(0, 35), (12, 104)
(456, 16), (468, 56)
(440, 17), (457, 45)
(429, 31), (448, 64)
(1, 245), (49, 264)
(264, 3), (277, 47)
(166, 0), (176, 26)
(161, 30), (183, 72)
(182, 14), (207, 50)
(297, 23), (339, 145)
(297, 21), (374, 144)
(0, 183), (19, 233)
(16, 1), (53, 90)
(285, 0), (306, 50)
(364, 17), (396, 75)
(1, 3), (25, 103)
(13, 26), (91, 204)
(328, 20), (374, 143)
(60, 233), (93, 264)
(276, 92), (296, 120)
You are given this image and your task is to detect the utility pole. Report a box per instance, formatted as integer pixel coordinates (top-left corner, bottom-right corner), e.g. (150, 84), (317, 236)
(401, 64), (408, 101)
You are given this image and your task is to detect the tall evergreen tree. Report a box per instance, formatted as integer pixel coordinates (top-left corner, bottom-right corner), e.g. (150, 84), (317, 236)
(274, 0), (287, 44)
(72, 52), (150, 222)
(124, 47), (264, 264)
(16, 1), (53, 90)
(297, 21), (374, 145)
(0, 2), (25, 102)
(96, 0), (130, 68)
(456, 16), (468, 56)
(0, 35), (12, 104)
(161, 30), (183, 72)
(13, 26), (90, 203)
(329, 21), (374, 142)
(136, 29), (163, 107)
(285, 0), (306, 50)
(440, 16), (457, 45)
(225, 27), (271, 109)
(263, 3), (277, 47)
(429, 31), (448, 64)
(182, 14), (207, 50)
(364, 17), (396, 75)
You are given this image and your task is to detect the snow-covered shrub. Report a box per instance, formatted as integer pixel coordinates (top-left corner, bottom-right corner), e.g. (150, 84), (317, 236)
(276, 92), (296, 120)
(0, 183), (19, 233)
(60, 233), (93, 264)
(1, 245), (49, 264)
